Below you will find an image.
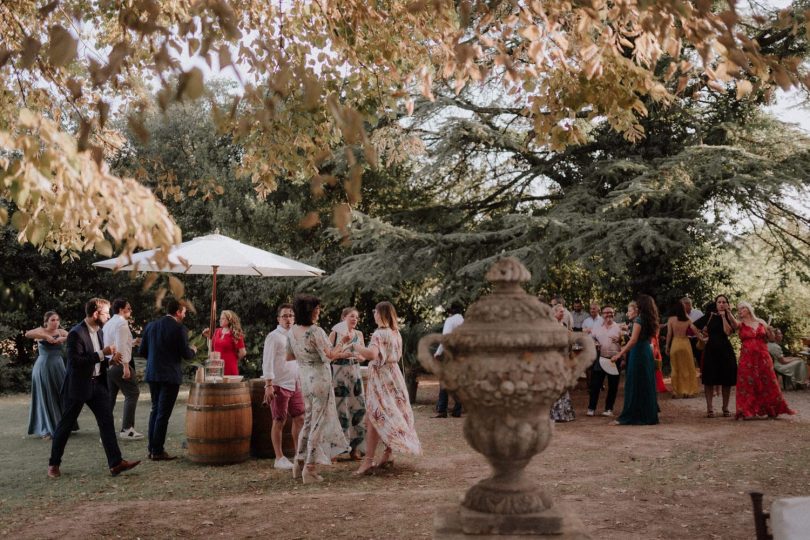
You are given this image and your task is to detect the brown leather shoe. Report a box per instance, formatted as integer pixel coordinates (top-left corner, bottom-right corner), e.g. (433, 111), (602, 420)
(109, 459), (141, 476)
(47, 465), (61, 478)
(149, 452), (178, 461)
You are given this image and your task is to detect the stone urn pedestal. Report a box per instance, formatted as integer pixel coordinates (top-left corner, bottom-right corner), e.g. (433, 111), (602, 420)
(418, 258), (594, 539)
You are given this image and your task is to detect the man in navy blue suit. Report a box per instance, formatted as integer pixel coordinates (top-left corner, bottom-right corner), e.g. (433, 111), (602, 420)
(47, 298), (141, 478)
(139, 297), (197, 460)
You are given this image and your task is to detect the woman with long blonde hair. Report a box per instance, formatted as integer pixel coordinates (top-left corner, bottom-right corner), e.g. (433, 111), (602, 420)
(203, 309), (246, 376)
(735, 302), (794, 419)
(354, 302), (421, 475)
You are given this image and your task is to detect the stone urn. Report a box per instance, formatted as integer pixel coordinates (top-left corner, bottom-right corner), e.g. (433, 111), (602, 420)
(418, 257), (594, 537)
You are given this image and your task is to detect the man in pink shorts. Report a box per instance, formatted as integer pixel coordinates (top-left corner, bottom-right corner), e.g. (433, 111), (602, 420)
(262, 303), (305, 469)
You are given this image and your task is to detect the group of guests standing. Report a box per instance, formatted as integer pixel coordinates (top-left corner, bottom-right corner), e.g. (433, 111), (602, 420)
(544, 294), (798, 426)
(27, 296), (199, 477)
(26, 293), (420, 480)
(260, 295), (420, 483)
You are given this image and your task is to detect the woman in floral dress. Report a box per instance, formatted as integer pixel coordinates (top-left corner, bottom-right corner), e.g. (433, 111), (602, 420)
(286, 294), (350, 483)
(328, 307), (366, 460)
(550, 304), (576, 422)
(354, 302), (421, 475)
(734, 302), (795, 420)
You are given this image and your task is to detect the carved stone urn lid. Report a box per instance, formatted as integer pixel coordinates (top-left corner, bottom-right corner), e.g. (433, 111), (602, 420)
(441, 257), (568, 352)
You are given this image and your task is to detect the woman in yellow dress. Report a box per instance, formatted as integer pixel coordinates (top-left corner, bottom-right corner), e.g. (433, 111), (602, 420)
(665, 300), (703, 398)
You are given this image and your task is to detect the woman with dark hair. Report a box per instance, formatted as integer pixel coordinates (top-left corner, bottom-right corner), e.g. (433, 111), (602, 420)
(665, 300), (702, 398)
(610, 295), (660, 425)
(328, 306), (367, 460)
(25, 311), (70, 439)
(694, 295), (738, 417)
(286, 294), (350, 483)
(354, 301), (421, 475)
(735, 302), (794, 419)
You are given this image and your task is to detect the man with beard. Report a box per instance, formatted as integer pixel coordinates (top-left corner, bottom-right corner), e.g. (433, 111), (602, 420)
(47, 298), (141, 478)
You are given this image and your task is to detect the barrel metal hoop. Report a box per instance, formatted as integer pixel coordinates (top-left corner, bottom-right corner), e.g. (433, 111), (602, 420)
(187, 402), (251, 411)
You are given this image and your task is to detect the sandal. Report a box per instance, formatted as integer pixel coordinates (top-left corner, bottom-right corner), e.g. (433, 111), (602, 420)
(375, 447), (394, 470)
(353, 457), (376, 476)
(722, 409), (731, 417)
(706, 410), (715, 418)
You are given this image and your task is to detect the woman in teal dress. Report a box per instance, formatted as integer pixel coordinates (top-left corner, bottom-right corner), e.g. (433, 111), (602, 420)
(610, 295), (660, 425)
(25, 311), (69, 439)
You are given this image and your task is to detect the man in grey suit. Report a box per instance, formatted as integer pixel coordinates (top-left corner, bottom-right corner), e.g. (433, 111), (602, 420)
(47, 298), (141, 478)
(139, 298), (197, 461)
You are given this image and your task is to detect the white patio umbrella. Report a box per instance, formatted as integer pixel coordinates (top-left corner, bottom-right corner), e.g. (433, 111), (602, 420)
(93, 233), (324, 337)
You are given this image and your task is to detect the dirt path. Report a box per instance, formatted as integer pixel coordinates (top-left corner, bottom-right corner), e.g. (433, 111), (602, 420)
(2, 378), (809, 539)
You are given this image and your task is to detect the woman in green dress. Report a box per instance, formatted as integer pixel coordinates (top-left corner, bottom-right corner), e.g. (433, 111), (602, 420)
(611, 295), (660, 425)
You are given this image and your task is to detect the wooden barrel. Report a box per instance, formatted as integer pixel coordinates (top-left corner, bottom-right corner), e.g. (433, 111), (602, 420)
(186, 381), (252, 465)
(249, 378), (296, 459)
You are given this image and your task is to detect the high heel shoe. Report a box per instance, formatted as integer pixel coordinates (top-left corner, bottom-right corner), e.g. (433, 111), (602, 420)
(375, 447), (393, 470)
(353, 457), (376, 476)
(292, 459), (304, 479)
(302, 465), (324, 484)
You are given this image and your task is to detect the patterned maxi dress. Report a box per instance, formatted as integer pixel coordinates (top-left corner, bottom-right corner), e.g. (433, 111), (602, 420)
(331, 329), (366, 454)
(287, 325), (350, 465)
(735, 323), (795, 419)
(365, 328), (421, 455)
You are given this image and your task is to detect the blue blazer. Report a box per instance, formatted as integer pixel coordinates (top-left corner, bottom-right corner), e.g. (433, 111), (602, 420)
(64, 320), (107, 402)
(139, 315), (196, 384)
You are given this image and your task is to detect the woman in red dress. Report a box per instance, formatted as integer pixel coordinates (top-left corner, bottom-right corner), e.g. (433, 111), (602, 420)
(204, 310), (246, 376)
(651, 329), (669, 394)
(734, 302), (794, 420)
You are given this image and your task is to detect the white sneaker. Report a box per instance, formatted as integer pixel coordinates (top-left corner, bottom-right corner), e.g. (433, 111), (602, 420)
(586, 409), (595, 417)
(119, 428), (144, 440)
(274, 456), (293, 470)
(601, 410), (613, 417)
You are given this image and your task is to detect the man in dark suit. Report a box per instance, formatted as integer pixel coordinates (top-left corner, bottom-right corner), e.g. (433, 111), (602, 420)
(48, 298), (141, 478)
(139, 297), (197, 460)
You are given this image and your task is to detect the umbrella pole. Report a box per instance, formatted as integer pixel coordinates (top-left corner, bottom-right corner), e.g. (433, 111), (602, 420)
(209, 265), (218, 353)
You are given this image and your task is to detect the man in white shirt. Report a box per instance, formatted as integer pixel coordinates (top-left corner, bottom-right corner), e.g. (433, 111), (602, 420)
(587, 305), (622, 417)
(682, 297), (704, 322)
(581, 302), (603, 333)
(103, 298), (143, 440)
(434, 303), (464, 418)
(262, 303), (304, 469)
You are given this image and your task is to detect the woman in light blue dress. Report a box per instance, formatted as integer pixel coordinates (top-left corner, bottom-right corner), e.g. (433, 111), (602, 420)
(25, 311), (69, 439)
